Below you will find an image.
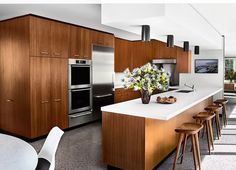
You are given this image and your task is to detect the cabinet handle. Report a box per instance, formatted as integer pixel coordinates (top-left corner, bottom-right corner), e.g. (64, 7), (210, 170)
(6, 99), (14, 102)
(53, 99), (61, 102)
(40, 51), (49, 55)
(41, 100), (49, 104)
(53, 52), (61, 56)
(74, 54), (80, 57)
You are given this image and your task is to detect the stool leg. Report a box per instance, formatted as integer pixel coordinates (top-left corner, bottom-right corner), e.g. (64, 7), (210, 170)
(216, 111), (221, 136)
(194, 134), (201, 170)
(214, 115), (220, 139)
(191, 134), (198, 170)
(173, 133), (184, 170)
(223, 104), (227, 126)
(205, 121), (211, 155)
(180, 134), (188, 164)
(209, 119), (214, 150)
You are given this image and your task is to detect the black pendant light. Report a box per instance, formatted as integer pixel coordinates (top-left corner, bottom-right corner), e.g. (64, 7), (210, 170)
(167, 35), (174, 48)
(141, 25), (150, 42)
(194, 46), (200, 55)
(183, 41), (189, 52)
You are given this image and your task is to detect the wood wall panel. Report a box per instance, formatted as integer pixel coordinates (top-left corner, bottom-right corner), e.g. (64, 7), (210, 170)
(176, 47), (192, 73)
(0, 17), (30, 137)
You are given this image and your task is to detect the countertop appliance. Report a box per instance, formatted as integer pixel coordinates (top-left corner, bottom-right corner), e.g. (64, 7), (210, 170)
(152, 59), (179, 86)
(68, 59), (93, 128)
(92, 45), (114, 119)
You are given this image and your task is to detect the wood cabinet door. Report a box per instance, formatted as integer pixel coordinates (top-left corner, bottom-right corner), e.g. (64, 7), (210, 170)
(70, 25), (82, 58)
(91, 30), (114, 48)
(51, 21), (70, 58)
(80, 28), (92, 59)
(30, 16), (51, 57)
(131, 41), (152, 70)
(115, 38), (132, 72)
(70, 26), (91, 59)
(176, 47), (192, 73)
(152, 40), (177, 59)
(50, 58), (68, 129)
(30, 57), (51, 138)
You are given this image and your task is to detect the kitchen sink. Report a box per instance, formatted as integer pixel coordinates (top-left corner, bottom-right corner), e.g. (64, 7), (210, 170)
(176, 90), (194, 93)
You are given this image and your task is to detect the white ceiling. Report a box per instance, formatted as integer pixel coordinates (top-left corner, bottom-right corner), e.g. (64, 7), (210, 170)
(0, 4), (236, 56)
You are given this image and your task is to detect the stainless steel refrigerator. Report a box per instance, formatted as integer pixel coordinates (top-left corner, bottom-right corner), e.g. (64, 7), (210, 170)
(92, 45), (114, 119)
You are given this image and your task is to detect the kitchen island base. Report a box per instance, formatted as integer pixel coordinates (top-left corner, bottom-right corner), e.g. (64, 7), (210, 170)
(102, 97), (212, 170)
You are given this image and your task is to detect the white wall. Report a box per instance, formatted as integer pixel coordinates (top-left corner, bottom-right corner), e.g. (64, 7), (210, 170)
(180, 49), (224, 99)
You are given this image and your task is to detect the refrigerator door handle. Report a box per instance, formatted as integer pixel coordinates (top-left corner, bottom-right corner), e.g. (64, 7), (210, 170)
(93, 94), (113, 98)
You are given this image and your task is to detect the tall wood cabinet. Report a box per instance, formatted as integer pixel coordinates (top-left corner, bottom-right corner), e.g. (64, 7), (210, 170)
(0, 15), (69, 138)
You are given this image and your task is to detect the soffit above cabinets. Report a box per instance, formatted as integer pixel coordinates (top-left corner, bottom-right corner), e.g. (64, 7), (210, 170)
(101, 4), (223, 50)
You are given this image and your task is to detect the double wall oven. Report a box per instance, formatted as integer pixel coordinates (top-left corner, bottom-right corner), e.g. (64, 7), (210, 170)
(68, 59), (92, 127)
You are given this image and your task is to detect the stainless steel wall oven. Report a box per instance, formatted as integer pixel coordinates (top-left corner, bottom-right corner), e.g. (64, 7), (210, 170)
(68, 59), (92, 127)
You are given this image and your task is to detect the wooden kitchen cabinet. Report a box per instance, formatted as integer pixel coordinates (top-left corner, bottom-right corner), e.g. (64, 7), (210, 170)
(51, 21), (70, 58)
(91, 30), (114, 48)
(50, 58), (68, 129)
(131, 41), (152, 70)
(70, 26), (92, 59)
(30, 16), (70, 58)
(30, 57), (52, 138)
(152, 40), (177, 59)
(30, 16), (51, 57)
(30, 57), (68, 138)
(115, 88), (140, 103)
(176, 47), (192, 73)
(115, 38), (132, 72)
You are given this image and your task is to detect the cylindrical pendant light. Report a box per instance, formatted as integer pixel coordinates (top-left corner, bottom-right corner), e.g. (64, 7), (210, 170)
(167, 35), (174, 48)
(183, 41), (189, 52)
(141, 25), (150, 42)
(194, 46), (200, 55)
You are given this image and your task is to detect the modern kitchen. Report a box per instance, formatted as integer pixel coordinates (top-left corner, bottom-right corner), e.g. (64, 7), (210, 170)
(0, 2), (236, 170)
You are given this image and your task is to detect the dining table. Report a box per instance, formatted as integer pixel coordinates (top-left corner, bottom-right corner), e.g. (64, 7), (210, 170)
(0, 133), (38, 170)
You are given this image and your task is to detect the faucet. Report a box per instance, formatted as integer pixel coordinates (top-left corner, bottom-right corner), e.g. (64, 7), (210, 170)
(184, 83), (195, 91)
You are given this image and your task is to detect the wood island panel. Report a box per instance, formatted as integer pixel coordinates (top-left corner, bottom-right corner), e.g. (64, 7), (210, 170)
(102, 97), (212, 170)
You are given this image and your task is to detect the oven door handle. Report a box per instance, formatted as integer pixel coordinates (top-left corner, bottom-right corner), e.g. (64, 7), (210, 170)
(71, 88), (91, 92)
(69, 111), (92, 118)
(93, 94), (113, 98)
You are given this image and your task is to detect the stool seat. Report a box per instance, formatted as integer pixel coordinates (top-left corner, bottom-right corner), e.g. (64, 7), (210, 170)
(214, 99), (228, 105)
(193, 112), (215, 121)
(205, 105), (222, 112)
(175, 123), (203, 134)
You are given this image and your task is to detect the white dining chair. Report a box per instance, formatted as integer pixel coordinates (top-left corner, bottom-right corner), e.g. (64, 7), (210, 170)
(37, 126), (64, 170)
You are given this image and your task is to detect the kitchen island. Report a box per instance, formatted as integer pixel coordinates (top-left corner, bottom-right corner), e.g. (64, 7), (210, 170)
(101, 87), (222, 170)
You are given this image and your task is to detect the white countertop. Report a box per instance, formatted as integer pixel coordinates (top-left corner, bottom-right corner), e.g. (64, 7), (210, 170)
(101, 87), (223, 120)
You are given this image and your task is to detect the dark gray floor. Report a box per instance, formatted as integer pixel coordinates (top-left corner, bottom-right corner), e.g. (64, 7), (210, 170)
(31, 104), (236, 170)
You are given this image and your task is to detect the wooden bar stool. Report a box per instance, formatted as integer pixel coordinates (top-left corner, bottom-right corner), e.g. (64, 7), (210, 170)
(173, 123), (203, 170)
(193, 112), (215, 155)
(205, 105), (223, 139)
(214, 99), (228, 126)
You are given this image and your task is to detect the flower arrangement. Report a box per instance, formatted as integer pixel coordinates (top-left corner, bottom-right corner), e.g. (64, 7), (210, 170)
(122, 63), (168, 104)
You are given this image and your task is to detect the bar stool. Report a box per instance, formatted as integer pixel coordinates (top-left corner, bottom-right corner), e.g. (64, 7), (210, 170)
(214, 99), (228, 126)
(205, 105), (223, 139)
(193, 112), (215, 155)
(173, 123), (203, 170)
